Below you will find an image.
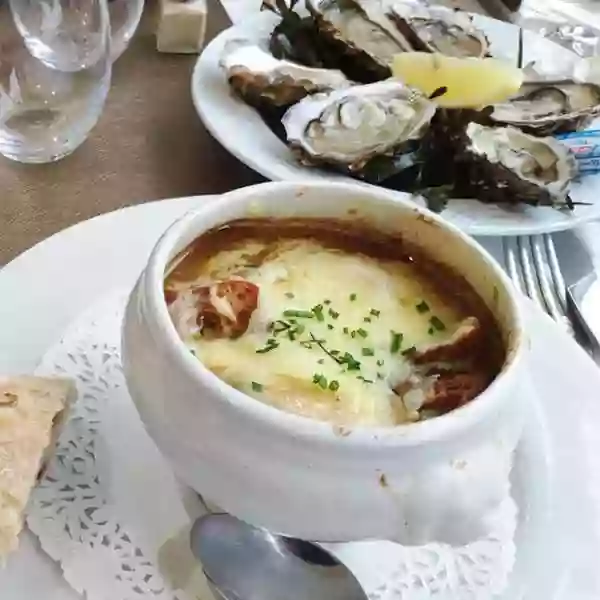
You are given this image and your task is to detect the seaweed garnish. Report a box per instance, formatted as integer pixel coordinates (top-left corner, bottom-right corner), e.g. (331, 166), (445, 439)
(263, 0), (326, 67)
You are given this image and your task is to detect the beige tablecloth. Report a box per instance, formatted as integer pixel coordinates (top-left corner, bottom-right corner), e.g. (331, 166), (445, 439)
(0, 0), (261, 265)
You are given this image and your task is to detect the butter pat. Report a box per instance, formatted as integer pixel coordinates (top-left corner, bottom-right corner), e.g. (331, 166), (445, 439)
(156, 0), (207, 54)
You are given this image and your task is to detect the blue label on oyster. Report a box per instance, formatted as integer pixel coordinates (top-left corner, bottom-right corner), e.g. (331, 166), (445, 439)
(556, 130), (600, 174)
(574, 156), (600, 174)
(556, 130), (600, 159)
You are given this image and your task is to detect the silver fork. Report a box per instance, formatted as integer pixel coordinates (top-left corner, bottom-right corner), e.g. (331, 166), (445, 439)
(502, 234), (573, 330)
(504, 234), (600, 361)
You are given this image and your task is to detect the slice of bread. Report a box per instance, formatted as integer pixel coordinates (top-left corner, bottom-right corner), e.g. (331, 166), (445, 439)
(0, 376), (75, 560)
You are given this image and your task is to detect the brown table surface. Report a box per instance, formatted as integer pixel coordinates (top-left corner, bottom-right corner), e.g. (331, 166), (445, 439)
(0, 1), (262, 266)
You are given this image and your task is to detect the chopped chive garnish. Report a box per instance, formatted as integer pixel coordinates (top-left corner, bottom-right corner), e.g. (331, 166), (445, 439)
(376, 359), (384, 366)
(190, 349), (196, 356)
(256, 340), (279, 354)
(357, 376), (373, 384)
(390, 331), (403, 354)
(377, 372), (384, 380)
(271, 320), (289, 333)
(251, 382), (263, 392)
(349, 293), (357, 301)
(312, 373), (328, 389)
(401, 345), (417, 357)
(312, 304), (325, 321)
(324, 299), (331, 305)
(329, 380), (340, 392)
(327, 324), (334, 330)
(416, 300), (430, 314)
(328, 308), (340, 319)
(363, 316), (372, 323)
(362, 347), (375, 356)
(285, 292), (295, 299)
(294, 324), (305, 336)
(428, 327), (435, 335)
(370, 309), (380, 317)
(283, 309), (314, 319)
(301, 337), (325, 349)
(343, 327), (349, 335)
(350, 330), (356, 338)
(429, 316), (446, 331)
(356, 328), (368, 338)
(341, 352), (361, 371)
(303, 333), (346, 366)
(318, 358), (325, 365)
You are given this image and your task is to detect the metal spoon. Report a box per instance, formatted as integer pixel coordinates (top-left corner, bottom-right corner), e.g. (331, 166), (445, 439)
(190, 513), (368, 600)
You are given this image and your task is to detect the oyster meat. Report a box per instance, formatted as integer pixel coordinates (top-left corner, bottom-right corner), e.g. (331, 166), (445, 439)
(387, 4), (489, 58)
(491, 80), (600, 136)
(461, 122), (577, 206)
(220, 39), (350, 107)
(307, 0), (413, 82)
(282, 80), (436, 178)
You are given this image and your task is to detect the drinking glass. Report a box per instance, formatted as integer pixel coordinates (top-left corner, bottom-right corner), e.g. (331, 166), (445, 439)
(0, 0), (111, 163)
(108, 0), (145, 61)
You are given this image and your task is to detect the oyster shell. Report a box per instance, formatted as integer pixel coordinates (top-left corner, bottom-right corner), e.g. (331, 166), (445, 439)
(220, 39), (350, 108)
(387, 4), (490, 58)
(282, 80), (436, 178)
(461, 122), (577, 206)
(491, 80), (600, 136)
(306, 0), (412, 82)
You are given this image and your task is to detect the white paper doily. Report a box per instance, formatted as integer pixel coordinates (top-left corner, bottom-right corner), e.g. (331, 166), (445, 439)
(27, 289), (517, 600)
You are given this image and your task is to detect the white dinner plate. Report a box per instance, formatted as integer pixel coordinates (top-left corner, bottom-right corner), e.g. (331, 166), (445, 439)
(192, 10), (600, 237)
(0, 196), (600, 599)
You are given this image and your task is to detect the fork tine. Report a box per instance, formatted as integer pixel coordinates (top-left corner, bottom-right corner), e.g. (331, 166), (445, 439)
(516, 236), (546, 309)
(502, 237), (525, 295)
(543, 234), (568, 313)
(530, 235), (565, 321)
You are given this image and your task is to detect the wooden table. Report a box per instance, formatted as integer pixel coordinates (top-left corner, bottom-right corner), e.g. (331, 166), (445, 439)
(0, 1), (261, 265)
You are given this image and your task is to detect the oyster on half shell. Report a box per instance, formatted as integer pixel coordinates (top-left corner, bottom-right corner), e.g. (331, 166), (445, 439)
(282, 80), (436, 178)
(307, 0), (413, 82)
(461, 122), (577, 207)
(491, 80), (600, 136)
(220, 39), (351, 108)
(387, 4), (489, 58)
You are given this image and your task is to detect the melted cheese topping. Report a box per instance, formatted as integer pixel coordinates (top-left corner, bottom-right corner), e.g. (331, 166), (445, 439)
(175, 240), (466, 427)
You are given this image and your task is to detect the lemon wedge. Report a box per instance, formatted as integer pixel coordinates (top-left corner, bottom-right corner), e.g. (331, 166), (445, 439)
(392, 52), (524, 108)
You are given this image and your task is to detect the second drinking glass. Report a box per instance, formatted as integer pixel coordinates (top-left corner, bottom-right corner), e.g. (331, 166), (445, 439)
(1, 0), (112, 163)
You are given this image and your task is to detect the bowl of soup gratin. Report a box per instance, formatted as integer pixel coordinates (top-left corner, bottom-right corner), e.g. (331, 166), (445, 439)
(122, 181), (526, 546)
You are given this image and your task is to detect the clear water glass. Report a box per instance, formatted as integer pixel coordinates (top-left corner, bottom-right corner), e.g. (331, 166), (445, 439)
(108, 0), (145, 61)
(0, 0), (111, 164)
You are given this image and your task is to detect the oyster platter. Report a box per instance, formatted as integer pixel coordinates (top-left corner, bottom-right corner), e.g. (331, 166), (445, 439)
(193, 0), (600, 235)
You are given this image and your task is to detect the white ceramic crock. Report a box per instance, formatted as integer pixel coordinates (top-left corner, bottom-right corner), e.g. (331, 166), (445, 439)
(122, 181), (527, 545)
